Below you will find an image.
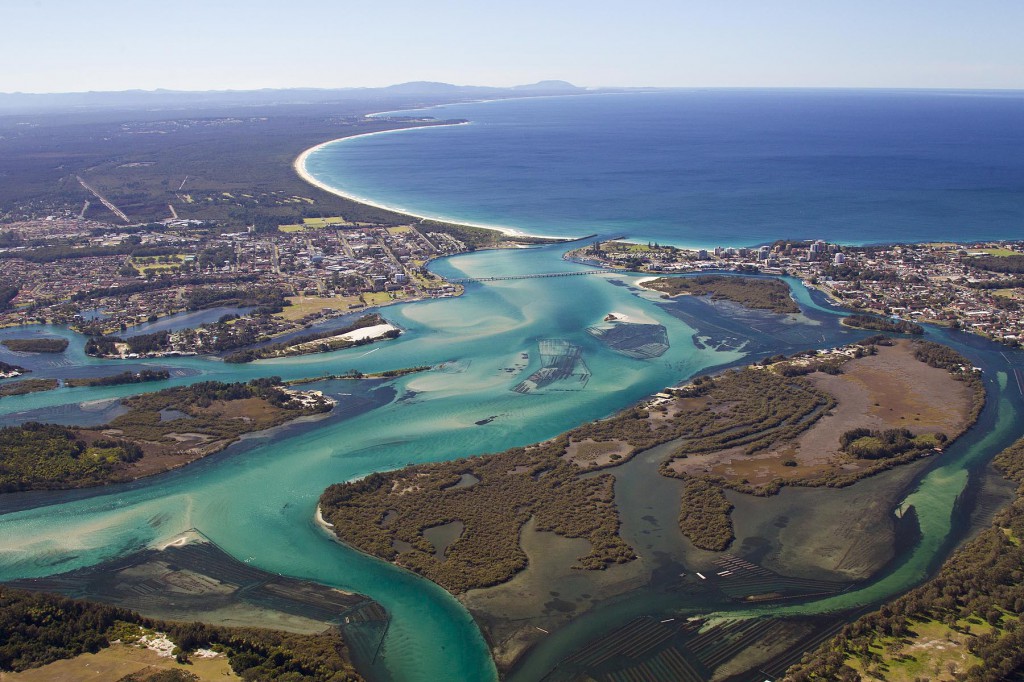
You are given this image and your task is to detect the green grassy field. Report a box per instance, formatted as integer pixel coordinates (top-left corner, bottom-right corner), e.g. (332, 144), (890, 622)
(845, 617), (988, 681)
(279, 216), (354, 232)
(971, 248), (1020, 257)
(276, 294), (364, 321)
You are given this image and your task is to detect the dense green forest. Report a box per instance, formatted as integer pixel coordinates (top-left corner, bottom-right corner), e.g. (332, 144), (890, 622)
(784, 436), (1024, 681)
(1, 337), (69, 353)
(0, 587), (362, 681)
(843, 314), (924, 335)
(678, 479), (735, 551)
(0, 285), (18, 310)
(0, 242), (178, 264)
(642, 275), (801, 313)
(839, 427), (945, 460)
(418, 220), (509, 250)
(0, 422), (142, 492)
(183, 285), (288, 312)
(969, 254), (1024, 274)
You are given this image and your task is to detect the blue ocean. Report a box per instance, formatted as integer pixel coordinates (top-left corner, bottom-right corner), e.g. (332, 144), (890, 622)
(304, 89), (1024, 248)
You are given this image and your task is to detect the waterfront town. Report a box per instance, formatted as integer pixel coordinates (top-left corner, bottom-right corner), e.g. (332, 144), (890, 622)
(0, 216), (468, 356)
(568, 238), (1024, 347)
(1, 213), (1024, 355)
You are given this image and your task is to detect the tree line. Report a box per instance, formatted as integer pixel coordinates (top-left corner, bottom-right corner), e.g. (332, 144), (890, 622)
(0, 587), (362, 681)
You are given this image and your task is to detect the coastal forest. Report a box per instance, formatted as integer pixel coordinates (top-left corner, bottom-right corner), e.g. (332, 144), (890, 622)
(0, 586), (363, 681)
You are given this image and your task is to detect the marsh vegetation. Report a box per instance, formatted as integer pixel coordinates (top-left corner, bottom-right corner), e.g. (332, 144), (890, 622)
(322, 339), (981, 588)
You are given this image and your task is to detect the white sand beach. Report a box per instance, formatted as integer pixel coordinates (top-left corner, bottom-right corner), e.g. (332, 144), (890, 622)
(315, 505), (334, 529)
(293, 124), (557, 239)
(338, 322), (397, 342)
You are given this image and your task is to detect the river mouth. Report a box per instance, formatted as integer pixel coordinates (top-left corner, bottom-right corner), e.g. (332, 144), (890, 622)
(1, 243), (1022, 682)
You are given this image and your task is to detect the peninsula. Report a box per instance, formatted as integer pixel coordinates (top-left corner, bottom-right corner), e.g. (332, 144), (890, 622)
(0, 378), (334, 492)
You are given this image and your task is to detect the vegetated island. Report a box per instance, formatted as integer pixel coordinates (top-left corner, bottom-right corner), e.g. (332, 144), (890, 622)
(0, 378), (334, 492)
(0, 370), (169, 401)
(1, 337), (69, 353)
(64, 369), (171, 388)
(0, 378), (58, 399)
(784, 435), (1024, 682)
(0, 360), (27, 378)
(841, 313), (924, 335)
(319, 338), (981, 596)
(640, 274), (801, 314)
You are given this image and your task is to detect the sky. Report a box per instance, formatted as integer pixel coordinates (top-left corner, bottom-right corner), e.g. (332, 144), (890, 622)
(3, 0), (1023, 93)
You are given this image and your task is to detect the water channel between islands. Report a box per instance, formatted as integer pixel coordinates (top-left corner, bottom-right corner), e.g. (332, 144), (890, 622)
(1, 242), (1023, 682)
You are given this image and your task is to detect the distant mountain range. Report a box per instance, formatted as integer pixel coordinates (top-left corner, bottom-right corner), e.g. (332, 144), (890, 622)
(0, 81), (588, 113)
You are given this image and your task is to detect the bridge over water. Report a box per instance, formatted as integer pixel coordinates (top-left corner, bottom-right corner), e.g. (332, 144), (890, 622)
(449, 270), (611, 284)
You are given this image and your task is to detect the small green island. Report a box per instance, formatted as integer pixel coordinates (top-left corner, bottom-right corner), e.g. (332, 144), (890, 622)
(0, 370), (170, 400)
(64, 369), (171, 388)
(1, 337), (69, 353)
(0, 378), (58, 398)
(0, 378), (334, 492)
(841, 313), (924, 334)
(640, 274), (801, 313)
(0, 360), (26, 377)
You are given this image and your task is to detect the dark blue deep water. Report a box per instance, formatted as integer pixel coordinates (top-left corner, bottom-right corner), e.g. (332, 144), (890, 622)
(304, 90), (1024, 247)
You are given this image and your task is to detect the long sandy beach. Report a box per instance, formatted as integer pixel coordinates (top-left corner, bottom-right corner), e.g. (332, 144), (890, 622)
(293, 122), (552, 239)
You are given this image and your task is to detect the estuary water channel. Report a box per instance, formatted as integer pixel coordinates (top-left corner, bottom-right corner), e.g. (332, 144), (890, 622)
(1, 241), (1023, 681)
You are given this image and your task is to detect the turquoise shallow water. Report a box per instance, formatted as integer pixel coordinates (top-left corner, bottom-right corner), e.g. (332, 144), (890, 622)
(0, 246), (749, 681)
(6, 90), (1024, 675)
(2, 203), (1024, 678)
(1, 244), (1021, 680)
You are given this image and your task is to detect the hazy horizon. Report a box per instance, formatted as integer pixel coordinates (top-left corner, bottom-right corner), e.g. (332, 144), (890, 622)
(4, 0), (1022, 94)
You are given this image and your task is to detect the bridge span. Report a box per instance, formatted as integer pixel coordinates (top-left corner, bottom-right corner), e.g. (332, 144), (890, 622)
(448, 270), (611, 284)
